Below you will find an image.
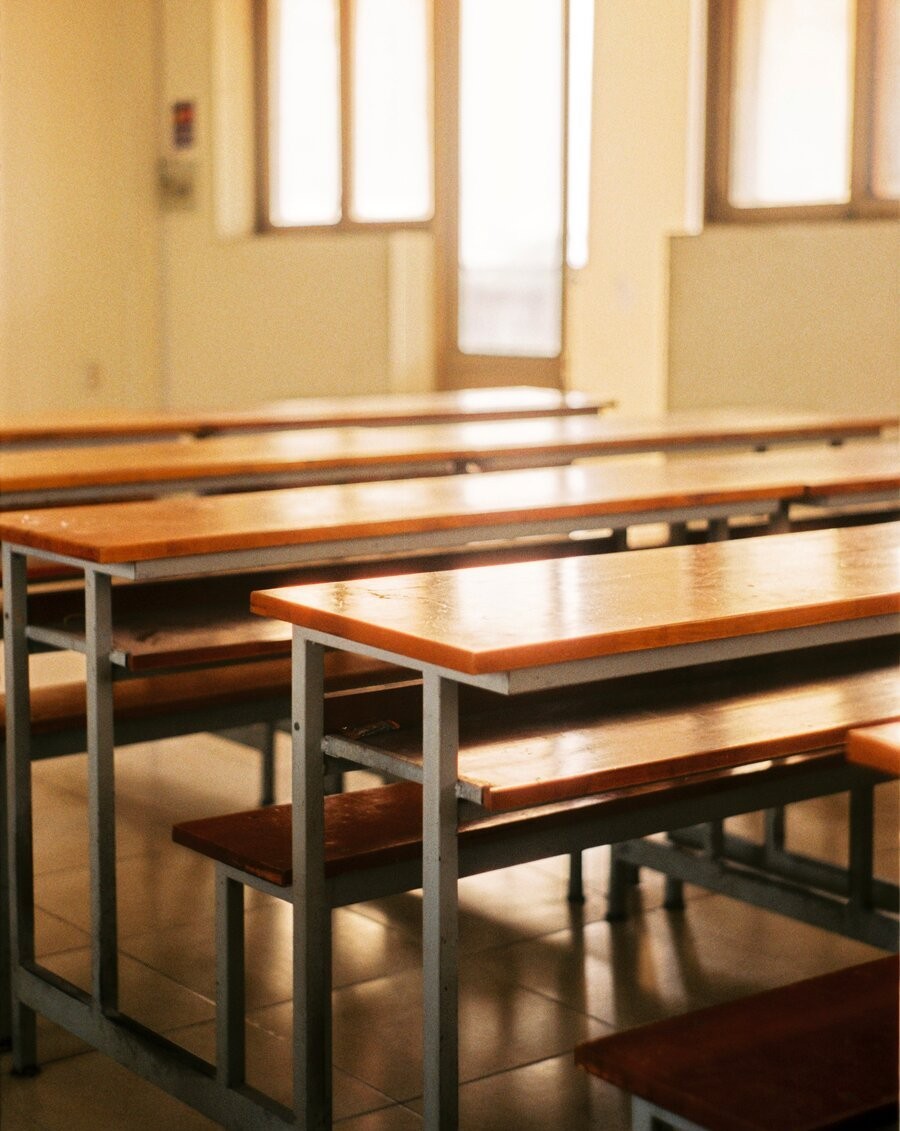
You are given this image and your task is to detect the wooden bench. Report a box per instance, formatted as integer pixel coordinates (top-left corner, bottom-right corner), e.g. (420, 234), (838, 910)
(574, 956), (899, 1131)
(0, 652), (422, 806)
(170, 643), (898, 1112)
(847, 722), (900, 777)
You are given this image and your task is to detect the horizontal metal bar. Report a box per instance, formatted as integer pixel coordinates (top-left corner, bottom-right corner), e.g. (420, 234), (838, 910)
(504, 614), (900, 694)
(16, 964), (292, 1129)
(614, 839), (899, 951)
(668, 826), (899, 911)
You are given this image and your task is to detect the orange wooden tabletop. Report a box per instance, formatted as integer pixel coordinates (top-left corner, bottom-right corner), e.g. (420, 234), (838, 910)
(251, 523), (900, 675)
(0, 410), (895, 497)
(2, 444), (896, 565)
(846, 720), (900, 775)
(0, 386), (602, 445)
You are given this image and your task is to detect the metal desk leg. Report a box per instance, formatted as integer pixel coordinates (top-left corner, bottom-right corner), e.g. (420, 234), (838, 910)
(422, 672), (460, 1130)
(216, 871), (246, 1089)
(85, 570), (119, 1018)
(3, 544), (37, 1069)
(292, 633), (331, 1129)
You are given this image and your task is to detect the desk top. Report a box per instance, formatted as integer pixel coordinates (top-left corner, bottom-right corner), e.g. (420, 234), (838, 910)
(0, 409), (895, 506)
(1, 443), (896, 565)
(251, 523), (900, 675)
(0, 386), (603, 446)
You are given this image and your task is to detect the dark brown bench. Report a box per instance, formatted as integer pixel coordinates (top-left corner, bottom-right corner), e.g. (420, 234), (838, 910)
(575, 956), (899, 1131)
(171, 644), (898, 1108)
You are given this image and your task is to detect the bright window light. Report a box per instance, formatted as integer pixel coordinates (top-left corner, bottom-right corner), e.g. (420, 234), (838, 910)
(269, 0), (342, 226)
(730, 0), (853, 207)
(352, 0), (432, 222)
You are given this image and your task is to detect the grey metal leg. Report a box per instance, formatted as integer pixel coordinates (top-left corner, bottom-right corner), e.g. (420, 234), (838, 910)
(216, 871), (246, 1088)
(848, 781), (875, 915)
(85, 569), (119, 1018)
(422, 671), (460, 1130)
(706, 517), (729, 542)
(568, 852), (585, 903)
(606, 852), (639, 921)
(259, 722), (276, 807)
(292, 633), (331, 1129)
(3, 544), (37, 1070)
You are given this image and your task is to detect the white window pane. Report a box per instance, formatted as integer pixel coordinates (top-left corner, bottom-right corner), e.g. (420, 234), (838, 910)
(730, 0), (853, 207)
(352, 0), (432, 222)
(459, 0), (563, 357)
(269, 0), (341, 226)
(873, 0), (900, 198)
(567, 0), (594, 270)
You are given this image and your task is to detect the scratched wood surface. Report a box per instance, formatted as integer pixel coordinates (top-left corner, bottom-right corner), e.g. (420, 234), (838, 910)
(251, 522), (900, 676)
(2, 443), (897, 565)
(0, 386), (602, 445)
(1, 409), (895, 500)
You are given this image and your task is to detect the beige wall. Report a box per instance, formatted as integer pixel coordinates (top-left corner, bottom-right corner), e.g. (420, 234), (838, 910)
(0, 0), (162, 417)
(668, 221), (900, 413)
(159, 0), (395, 410)
(566, 0), (703, 415)
(3, 1), (893, 421)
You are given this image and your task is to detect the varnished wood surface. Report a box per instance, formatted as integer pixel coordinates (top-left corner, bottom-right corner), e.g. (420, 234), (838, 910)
(22, 540), (610, 671)
(171, 749), (841, 887)
(0, 386), (602, 446)
(2, 443), (897, 564)
(252, 522), (900, 676)
(575, 957), (899, 1131)
(327, 643), (900, 808)
(846, 720), (900, 775)
(1, 409), (895, 500)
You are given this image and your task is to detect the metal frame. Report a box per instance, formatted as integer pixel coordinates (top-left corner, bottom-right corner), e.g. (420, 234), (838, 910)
(189, 745), (886, 1123)
(3, 499), (898, 1125)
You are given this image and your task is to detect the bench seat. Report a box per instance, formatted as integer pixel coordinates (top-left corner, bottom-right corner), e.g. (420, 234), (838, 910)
(574, 956), (899, 1131)
(173, 640), (898, 901)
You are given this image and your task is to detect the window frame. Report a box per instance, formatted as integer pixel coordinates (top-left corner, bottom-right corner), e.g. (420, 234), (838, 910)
(254, 0), (435, 235)
(705, 0), (900, 223)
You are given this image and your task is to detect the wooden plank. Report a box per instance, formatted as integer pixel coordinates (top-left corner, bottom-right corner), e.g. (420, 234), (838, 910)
(251, 523), (900, 676)
(2, 443), (896, 565)
(0, 410), (894, 504)
(0, 386), (603, 446)
(21, 538), (612, 671)
(847, 721), (900, 775)
(325, 642), (900, 808)
(575, 957), (899, 1131)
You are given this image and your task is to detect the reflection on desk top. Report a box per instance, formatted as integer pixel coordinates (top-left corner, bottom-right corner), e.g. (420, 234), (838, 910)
(0, 386), (603, 446)
(0, 409), (896, 500)
(250, 523), (900, 675)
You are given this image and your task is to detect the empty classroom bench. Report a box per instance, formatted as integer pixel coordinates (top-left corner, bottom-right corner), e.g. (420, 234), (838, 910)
(574, 956), (899, 1131)
(170, 645), (897, 1120)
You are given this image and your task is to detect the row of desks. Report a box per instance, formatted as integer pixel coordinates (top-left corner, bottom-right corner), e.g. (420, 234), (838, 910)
(1, 422), (898, 1127)
(1, 407), (896, 508)
(0, 386), (607, 449)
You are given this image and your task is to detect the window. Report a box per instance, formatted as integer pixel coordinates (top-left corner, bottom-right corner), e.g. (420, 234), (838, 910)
(436, 0), (594, 385)
(257, 0), (433, 230)
(706, 0), (899, 220)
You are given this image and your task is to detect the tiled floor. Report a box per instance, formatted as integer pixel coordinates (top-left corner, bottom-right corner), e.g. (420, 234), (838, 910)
(1, 658), (897, 1129)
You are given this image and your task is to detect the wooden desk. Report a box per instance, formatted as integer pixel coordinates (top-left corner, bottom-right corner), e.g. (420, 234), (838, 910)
(248, 522), (899, 1129)
(1, 408), (895, 509)
(2, 455), (897, 1125)
(0, 386), (606, 450)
